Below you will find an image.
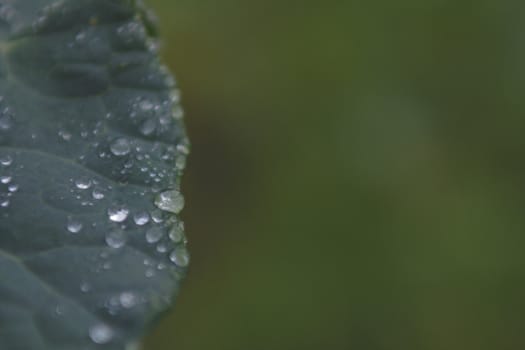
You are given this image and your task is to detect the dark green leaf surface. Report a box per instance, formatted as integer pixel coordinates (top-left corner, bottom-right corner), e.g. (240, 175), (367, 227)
(0, 0), (189, 349)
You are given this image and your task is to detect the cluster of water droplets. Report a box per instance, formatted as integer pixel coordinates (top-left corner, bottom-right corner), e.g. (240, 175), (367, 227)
(116, 21), (147, 47)
(11, 4), (192, 346)
(64, 176), (110, 209)
(96, 189), (189, 268)
(124, 93), (184, 139)
(59, 180), (189, 343)
(0, 154), (18, 209)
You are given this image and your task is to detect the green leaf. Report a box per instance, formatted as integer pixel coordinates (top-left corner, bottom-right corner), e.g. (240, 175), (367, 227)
(0, 0), (189, 349)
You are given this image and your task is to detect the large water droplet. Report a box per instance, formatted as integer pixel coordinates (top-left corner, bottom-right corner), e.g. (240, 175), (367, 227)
(75, 177), (92, 190)
(154, 190), (184, 214)
(106, 230), (126, 249)
(145, 226), (164, 244)
(66, 217), (83, 233)
(151, 209), (164, 223)
(0, 198), (10, 207)
(0, 155), (12, 166)
(92, 187), (105, 200)
(0, 175), (12, 184)
(156, 243), (168, 253)
(108, 206), (129, 222)
(89, 323), (113, 344)
(176, 144), (190, 155)
(170, 246), (190, 267)
(169, 225), (184, 243)
(139, 118), (156, 136)
(119, 292), (138, 309)
(110, 138), (131, 156)
(133, 211), (150, 226)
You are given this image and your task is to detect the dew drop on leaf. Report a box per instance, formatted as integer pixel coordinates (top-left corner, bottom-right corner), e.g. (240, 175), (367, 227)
(0, 175), (12, 184)
(66, 217), (83, 233)
(145, 226), (163, 244)
(106, 230), (126, 249)
(0, 155), (12, 166)
(107, 205), (129, 222)
(169, 246), (190, 267)
(92, 187), (105, 200)
(154, 190), (184, 214)
(110, 138), (131, 156)
(119, 292), (138, 309)
(133, 211), (150, 226)
(74, 177), (92, 190)
(89, 323), (113, 344)
(169, 225), (184, 243)
(139, 118), (156, 136)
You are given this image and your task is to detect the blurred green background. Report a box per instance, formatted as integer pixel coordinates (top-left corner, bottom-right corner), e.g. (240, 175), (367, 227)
(145, 1), (525, 349)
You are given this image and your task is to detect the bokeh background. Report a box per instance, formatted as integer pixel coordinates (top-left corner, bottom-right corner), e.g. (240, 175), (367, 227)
(145, 1), (525, 349)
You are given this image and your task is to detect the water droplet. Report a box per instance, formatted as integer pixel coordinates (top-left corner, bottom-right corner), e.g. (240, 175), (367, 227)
(54, 304), (66, 316)
(145, 226), (164, 244)
(89, 323), (113, 344)
(175, 155), (186, 170)
(0, 198), (10, 207)
(75, 177), (92, 190)
(156, 243), (168, 253)
(110, 138), (131, 156)
(75, 30), (87, 42)
(133, 211), (150, 226)
(119, 292), (138, 309)
(170, 246), (190, 267)
(58, 130), (72, 141)
(66, 217), (83, 233)
(0, 175), (11, 184)
(139, 100), (154, 111)
(80, 282), (91, 293)
(151, 209), (164, 223)
(176, 144), (190, 155)
(108, 206), (129, 222)
(106, 230), (126, 249)
(92, 187), (105, 200)
(154, 190), (184, 214)
(169, 225), (184, 243)
(139, 118), (156, 136)
(173, 106), (184, 120)
(0, 155), (12, 166)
